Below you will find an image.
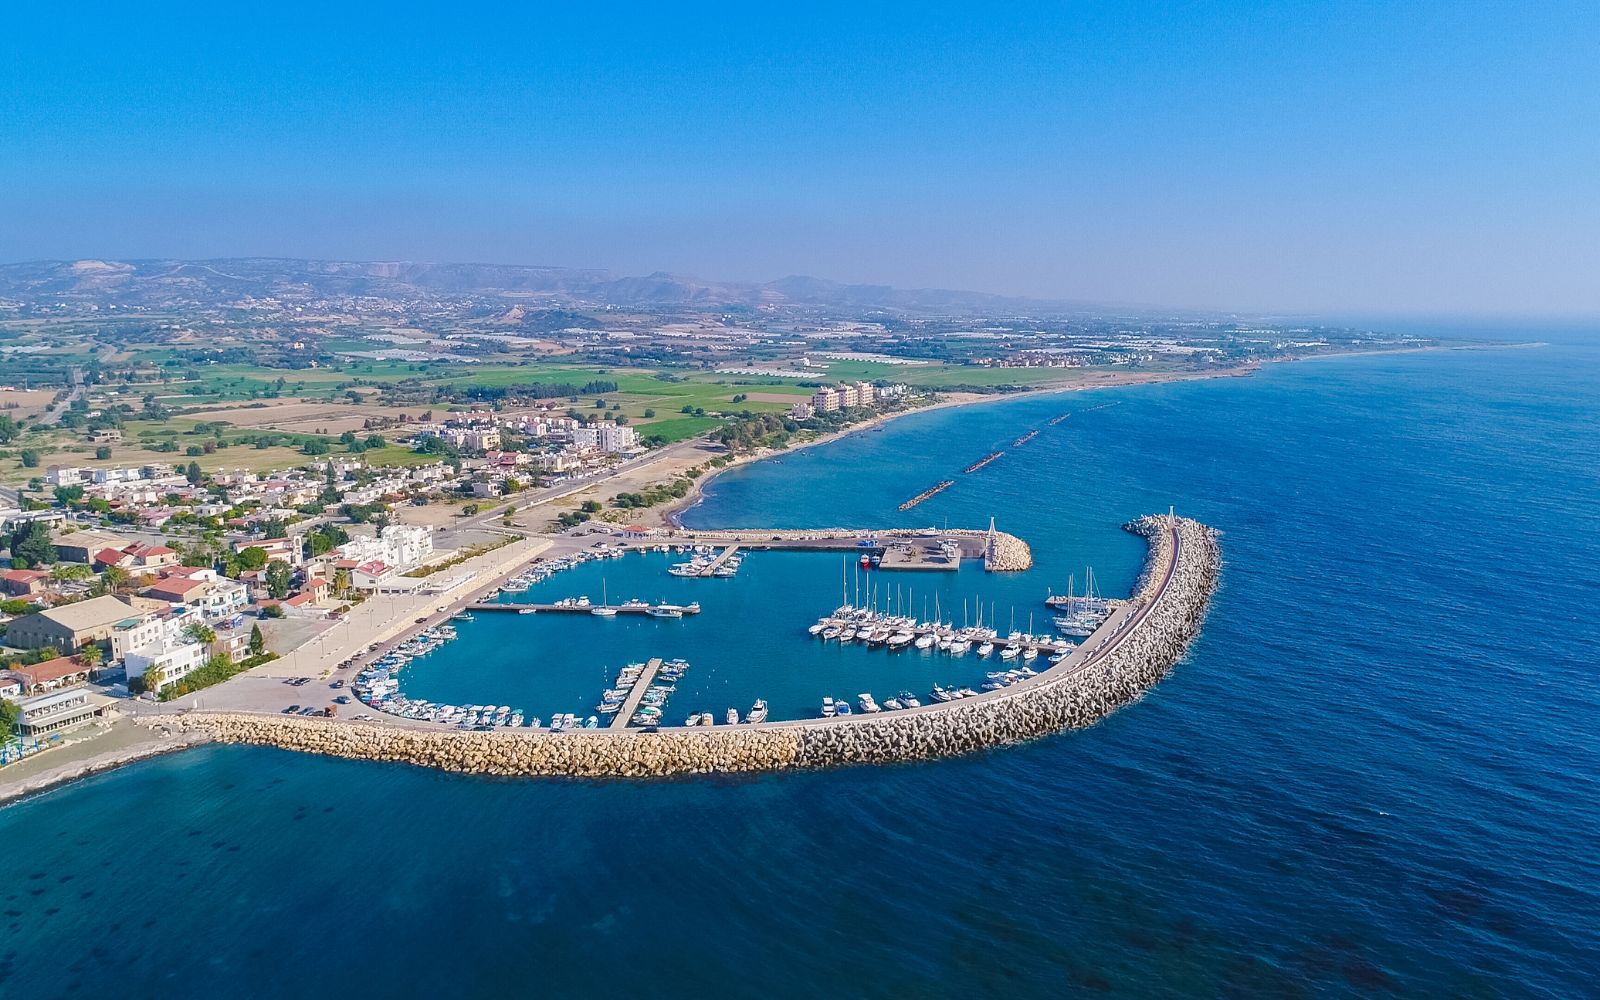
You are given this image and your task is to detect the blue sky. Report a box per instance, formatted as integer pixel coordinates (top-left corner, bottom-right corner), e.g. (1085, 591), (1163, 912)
(2, 2), (1596, 314)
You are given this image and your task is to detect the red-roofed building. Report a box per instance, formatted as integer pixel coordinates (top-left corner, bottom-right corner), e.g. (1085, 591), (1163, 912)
(1, 568), (51, 597)
(12, 655), (94, 695)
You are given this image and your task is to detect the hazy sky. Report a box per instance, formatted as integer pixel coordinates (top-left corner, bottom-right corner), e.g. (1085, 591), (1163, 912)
(3, 2), (1597, 315)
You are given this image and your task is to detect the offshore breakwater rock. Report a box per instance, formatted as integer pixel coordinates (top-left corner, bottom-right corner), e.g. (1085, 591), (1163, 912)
(174, 515), (1217, 778)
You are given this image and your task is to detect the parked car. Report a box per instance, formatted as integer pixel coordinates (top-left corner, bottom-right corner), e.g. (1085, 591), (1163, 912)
(283, 705), (300, 714)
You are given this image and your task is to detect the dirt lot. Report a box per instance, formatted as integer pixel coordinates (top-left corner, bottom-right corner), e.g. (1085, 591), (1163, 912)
(185, 400), (433, 435)
(0, 388), (59, 418)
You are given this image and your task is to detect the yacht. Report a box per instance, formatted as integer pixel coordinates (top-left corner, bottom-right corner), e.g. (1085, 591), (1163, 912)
(647, 606), (683, 618)
(858, 693), (880, 714)
(747, 699), (769, 724)
(700, 712), (715, 726)
(726, 708), (740, 726)
(821, 696), (837, 717)
(835, 700), (852, 716)
(930, 686), (954, 703)
(898, 691), (922, 708)
(882, 698), (903, 711)
(914, 633), (935, 650)
(685, 713), (701, 726)
(977, 641), (996, 657)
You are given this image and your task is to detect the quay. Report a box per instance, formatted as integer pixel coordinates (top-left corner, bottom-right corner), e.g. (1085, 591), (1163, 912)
(630, 525), (1027, 570)
(689, 544), (742, 577)
(466, 601), (701, 616)
(609, 657), (663, 729)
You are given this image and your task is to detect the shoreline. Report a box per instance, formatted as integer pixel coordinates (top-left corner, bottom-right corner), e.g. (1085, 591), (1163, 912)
(663, 362), (1260, 528)
(0, 725), (212, 807)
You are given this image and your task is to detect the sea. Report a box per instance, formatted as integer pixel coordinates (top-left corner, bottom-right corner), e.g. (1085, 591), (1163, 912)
(3, 335), (1597, 997)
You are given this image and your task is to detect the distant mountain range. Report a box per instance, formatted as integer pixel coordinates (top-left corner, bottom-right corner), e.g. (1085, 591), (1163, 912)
(0, 257), (1096, 316)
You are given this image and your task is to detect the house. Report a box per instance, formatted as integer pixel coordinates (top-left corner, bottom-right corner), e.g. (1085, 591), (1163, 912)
(282, 591), (324, 616)
(141, 571), (249, 621)
(2, 595), (142, 651)
(210, 629), (251, 661)
(0, 671), (26, 698)
(11, 688), (104, 736)
(0, 569), (51, 597)
(11, 655), (95, 695)
(88, 428), (123, 443)
(92, 543), (179, 571)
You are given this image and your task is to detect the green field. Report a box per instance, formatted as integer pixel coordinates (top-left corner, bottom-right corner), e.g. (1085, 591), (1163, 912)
(631, 416), (723, 442)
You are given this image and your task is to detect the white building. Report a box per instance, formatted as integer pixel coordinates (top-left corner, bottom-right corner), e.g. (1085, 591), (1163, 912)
(13, 688), (104, 737)
(335, 525), (434, 573)
(573, 422), (639, 453)
(124, 638), (208, 689)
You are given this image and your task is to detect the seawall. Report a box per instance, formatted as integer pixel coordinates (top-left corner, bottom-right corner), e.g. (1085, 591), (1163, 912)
(171, 515), (1219, 778)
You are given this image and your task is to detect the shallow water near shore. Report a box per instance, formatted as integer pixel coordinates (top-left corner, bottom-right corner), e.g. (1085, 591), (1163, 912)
(4, 341), (1599, 997)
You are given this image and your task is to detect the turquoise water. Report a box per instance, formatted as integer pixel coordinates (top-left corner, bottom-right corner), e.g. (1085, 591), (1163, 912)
(4, 341), (1598, 996)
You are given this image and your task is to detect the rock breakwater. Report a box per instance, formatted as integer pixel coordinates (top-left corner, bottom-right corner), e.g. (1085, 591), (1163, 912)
(173, 514), (1218, 779)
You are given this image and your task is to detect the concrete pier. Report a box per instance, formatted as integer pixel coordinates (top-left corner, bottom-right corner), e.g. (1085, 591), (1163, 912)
(608, 657), (663, 729)
(466, 602), (700, 616)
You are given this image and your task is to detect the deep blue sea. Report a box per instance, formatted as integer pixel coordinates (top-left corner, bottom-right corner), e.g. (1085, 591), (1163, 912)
(4, 340), (1598, 997)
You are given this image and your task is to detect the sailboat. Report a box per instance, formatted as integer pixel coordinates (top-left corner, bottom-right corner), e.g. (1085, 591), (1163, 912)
(591, 579), (618, 616)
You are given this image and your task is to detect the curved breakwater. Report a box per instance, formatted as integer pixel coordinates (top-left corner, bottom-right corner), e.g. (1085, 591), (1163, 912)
(173, 515), (1219, 778)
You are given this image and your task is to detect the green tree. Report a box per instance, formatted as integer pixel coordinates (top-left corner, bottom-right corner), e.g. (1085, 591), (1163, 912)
(0, 698), (21, 734)
(77, 642), (104, 668)
(49, 563), (93, 584)
(186, 460), (203, 484)
(100, 564), (132, 594)
(95, 445), (113, 460)
(0, 414), (19, 444)
(265, 560), (292, 600)
(8, 521), (55, 569)
(248, 623), (266, 656)
(186, 623), (217, 646)
(642, 409), (655, 418)
(237, 546), (269, 571)
(19, 449), (41, 468)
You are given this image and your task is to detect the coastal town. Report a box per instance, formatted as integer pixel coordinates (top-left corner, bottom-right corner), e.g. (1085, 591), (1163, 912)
(0, 375), (928, 781)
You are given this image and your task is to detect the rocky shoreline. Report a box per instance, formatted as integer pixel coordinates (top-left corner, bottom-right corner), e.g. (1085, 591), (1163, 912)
(167, 514), (1219, 779)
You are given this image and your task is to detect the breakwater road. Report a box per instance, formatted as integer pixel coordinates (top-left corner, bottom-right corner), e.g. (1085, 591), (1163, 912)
(170, 514), (1219, 779)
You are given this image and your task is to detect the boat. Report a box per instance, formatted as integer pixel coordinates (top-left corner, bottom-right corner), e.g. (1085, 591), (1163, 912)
(898, 691), (922, 708)
(914, 633), (935, 649)
(821, 697), (836, 717)
(685, 713), (701, 726)
(835, 700), (852, 716)
(726, 708), (740, 725)
(452, 612), (475, 622)
(647, 606), (684, 618)
(882, 698), (903, 711)
(858, 693), (880, 714)
(977, 641), (996, 657)
(808, 622), (826, 636)
(930, 686), (954, 703)
(592, 581), (618, 616)
(747, 699), (768, 724)
(700, 712), (715, 726)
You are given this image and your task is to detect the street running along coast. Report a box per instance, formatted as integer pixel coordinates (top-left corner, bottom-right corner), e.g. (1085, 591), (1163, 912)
(165, 514), (1219, 778)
